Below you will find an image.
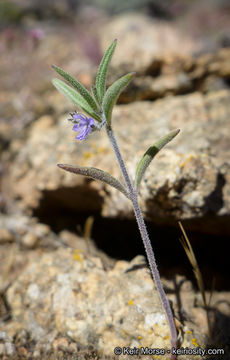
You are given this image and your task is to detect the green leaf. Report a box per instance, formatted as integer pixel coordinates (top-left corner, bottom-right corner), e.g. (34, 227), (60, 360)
(95, 39), (117, 104)
(135, 129), (180, 190)
(52, 78), (101, 122)
(57, 164), (129, 198)
(52, 65), (99, 111)
(102, 72), (135, 127)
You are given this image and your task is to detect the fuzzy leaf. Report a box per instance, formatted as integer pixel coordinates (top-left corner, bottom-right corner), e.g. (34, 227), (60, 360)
(52, 78), (101, 122)
(135, 129), (180, 189)
(52, 65), (98, 111)
(102, 72), (135, 127)
(95, 39), (117, 103)
(57, 164), (129, 198)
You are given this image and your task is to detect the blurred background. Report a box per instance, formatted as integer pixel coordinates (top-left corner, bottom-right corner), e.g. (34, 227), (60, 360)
(0, 0), (230, 357)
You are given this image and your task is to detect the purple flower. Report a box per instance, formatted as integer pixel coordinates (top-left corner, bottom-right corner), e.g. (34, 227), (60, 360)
(71, 112), (95, 141)
(28, 28), (44, 40)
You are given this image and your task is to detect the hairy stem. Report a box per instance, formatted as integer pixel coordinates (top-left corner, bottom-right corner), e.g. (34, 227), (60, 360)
(106, 126), (177, 357)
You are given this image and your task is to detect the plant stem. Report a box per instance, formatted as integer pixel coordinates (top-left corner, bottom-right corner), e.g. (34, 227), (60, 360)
(106, 126), (177, 358)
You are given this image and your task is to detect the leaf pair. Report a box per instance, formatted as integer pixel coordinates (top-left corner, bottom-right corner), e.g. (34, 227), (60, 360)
(58, 129), (180, 197)
(52, 70), (101, 122)
(94, 39), (134, 125)
(52, 41), (118, 117)
(94, 39), (135, 125)
(52, 40), (134, 127)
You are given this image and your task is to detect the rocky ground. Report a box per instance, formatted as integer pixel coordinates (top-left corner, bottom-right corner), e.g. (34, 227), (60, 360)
(0, 2), (230, 359)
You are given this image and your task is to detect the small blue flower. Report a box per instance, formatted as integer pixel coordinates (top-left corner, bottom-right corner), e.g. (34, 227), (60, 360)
(70, 112), (95, 141)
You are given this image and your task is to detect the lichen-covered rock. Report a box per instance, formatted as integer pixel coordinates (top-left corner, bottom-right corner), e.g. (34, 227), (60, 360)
(0, 214), (58, 293)
(0, 332), (16, 357)
(3, 249), (205, 358)
(0, 213), (114, 294)
(109, 48), (230, 104)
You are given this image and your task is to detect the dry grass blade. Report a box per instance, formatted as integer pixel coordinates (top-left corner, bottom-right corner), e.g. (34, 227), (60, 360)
(83, 216), (94, 253)
(178, 221), (207, 308)
(208, 277), (216, 308)
(178, 221), (214, 338)
(84, 216), (94, 240)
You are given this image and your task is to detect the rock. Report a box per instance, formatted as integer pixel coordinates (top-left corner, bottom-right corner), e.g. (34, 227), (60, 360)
(0, 214), (59, 292)
(119, 73), (192, 103)
(21, 233), (39, 249)
(59, 230), (115, 269)
(100, 14), (197, 72)
(0, 213), (114, 297)
(0, 332), (16, 357)
(5, 90), (230, 235)
(109, 48), (230, 104)
(3, 249), (206, 357)
(0, 228), (14, 244)
(52, 337), (69, 352)
(0, 214), (59, 249)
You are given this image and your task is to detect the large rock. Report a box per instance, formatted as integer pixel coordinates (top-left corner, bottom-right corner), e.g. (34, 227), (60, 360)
(5, 90), (230, 234)
(2, 248), (205, 358)
(108, 48), (230, 103)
